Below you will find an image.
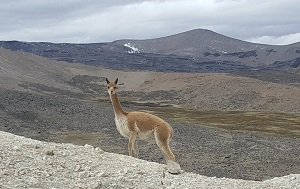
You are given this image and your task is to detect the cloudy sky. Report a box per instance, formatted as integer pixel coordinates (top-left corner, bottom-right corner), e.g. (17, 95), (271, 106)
(0, 0), (299, 45)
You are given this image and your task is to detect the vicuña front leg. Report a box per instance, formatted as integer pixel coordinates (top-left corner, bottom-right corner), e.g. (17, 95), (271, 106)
(128, 131), (139, 158)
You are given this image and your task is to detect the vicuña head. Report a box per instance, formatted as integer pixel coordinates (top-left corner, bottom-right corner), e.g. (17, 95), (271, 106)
(105, 78), (181, 174)
(106, 78), (118, 95)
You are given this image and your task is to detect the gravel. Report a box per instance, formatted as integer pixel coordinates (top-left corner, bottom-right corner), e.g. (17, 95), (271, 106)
(1, 131), (300, 189)
(1, 89), (300, 181)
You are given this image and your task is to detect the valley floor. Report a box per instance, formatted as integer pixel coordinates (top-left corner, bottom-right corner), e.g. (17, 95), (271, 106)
(0, 89), (299, 181)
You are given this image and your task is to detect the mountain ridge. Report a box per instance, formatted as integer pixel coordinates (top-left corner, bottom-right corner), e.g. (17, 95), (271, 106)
(0, 28), (300, 72)
(111, 29), (300, 66)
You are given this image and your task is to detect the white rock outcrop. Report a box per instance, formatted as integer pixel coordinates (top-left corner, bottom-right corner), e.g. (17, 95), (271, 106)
(0, 131), (299, 189)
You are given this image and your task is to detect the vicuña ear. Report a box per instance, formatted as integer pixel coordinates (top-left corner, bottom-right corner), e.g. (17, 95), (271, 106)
(114, 78), (119, 84)
(106, 78), (110, 84)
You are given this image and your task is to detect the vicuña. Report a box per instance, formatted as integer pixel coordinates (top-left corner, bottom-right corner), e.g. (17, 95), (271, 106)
(106, 78), (181, 174)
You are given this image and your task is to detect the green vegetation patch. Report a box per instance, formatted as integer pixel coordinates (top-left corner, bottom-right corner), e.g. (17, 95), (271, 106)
(142, 107), (300, 138)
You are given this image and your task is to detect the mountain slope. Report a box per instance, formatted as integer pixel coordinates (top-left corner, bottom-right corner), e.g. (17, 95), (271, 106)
(0, 47), (86, 94)
(110, 29), (300, 66)
(1, 29), (300, 72)
(1, 48), (300, 113)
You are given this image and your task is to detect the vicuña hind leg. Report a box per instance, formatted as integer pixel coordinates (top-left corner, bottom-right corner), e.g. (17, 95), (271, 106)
(128, 131), (139, 158)
(154, 129), (181, 174)
(154, 130), (175, 161)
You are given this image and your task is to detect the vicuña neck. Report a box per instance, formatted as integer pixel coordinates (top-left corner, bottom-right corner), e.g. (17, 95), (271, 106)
(110, 93), (126, 116)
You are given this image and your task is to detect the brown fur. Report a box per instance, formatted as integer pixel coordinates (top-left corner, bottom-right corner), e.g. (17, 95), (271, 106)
(106, 78), (176, 162)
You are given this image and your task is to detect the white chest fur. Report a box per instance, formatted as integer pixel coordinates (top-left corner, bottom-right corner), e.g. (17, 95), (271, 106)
(114, 115), (130, 138)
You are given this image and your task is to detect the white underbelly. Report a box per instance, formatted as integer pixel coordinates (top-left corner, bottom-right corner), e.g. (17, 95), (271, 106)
(115, 115), (130, 138)
(137, 130), (154, 140)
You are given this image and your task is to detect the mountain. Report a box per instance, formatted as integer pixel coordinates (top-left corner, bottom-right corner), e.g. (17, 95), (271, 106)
(1, 29), (299, 73)
(111, 29), (300, 66)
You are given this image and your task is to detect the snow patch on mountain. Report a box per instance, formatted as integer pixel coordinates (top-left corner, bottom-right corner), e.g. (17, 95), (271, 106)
(124, 43), (141, 53)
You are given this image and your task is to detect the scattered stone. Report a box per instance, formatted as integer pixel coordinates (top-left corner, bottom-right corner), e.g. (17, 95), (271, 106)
(46, 150), (54, 156)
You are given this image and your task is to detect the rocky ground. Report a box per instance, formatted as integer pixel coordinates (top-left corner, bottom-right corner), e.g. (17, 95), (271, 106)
(1, 130), (300, 189)
(0, 89), (300, 182)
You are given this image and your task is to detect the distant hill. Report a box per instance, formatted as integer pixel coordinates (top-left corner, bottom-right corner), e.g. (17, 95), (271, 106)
(111, 29), (300, 66)
(1, 48), (300, 113)
(1, 29), (299, 73)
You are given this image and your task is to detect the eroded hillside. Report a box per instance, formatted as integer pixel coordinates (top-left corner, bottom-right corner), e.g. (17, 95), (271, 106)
(1, 48), (300, 112)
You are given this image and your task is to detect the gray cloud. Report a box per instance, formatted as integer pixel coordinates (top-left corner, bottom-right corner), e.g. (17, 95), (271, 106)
(0, 0), (299, 45)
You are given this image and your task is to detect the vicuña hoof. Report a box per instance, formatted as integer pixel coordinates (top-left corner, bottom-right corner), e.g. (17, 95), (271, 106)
(167, 160), (181, 174)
